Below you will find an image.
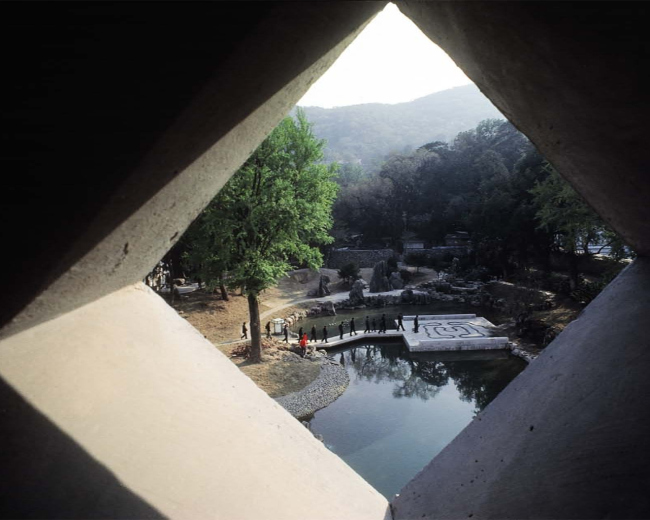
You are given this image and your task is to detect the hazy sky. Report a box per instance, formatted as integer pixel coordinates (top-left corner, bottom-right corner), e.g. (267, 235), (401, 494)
(297, 3), (472, 109)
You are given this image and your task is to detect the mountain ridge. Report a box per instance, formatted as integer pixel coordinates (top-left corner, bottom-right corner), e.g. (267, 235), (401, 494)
(295, 84), (504, 170)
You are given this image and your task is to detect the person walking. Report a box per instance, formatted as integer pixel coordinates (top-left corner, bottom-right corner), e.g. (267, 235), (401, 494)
(241, 322), (248, 339)
(310, 325), (317, 343)
(372, 317), (377, 332)
(339, 321), (344, 340)
(283, 324), (289, 343)
(298, 326), (303, 341)
(350, 317), (357, 336)
(299, 333), (308, 357)
(364, 316), (370, 333)
(265, 321), (271, 338)
(397, 313), (405, 331)
(380, 314), (387, 333)
(322, 325), (328, 343)
(414, 314), (419, 333)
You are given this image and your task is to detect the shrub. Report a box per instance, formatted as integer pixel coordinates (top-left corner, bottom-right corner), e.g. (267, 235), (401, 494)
(387, 256), (399, 275)
(405, 252), (428, 273)
(463, 266), (491, 282)
(337, 262), (360, 285)
(399, 269), (412, 284)
(570, 269), (619, 304)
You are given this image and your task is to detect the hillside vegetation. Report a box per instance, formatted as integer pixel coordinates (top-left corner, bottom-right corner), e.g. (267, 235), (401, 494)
(296, 84), (503, 171)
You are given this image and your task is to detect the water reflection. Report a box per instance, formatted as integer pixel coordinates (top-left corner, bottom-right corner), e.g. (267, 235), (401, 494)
(309, 343), (526, 498)
(333, 344), (522, 412)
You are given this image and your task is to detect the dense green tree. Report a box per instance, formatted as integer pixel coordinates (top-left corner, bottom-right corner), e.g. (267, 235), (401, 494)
(405, 252), (428, 273)
(530, 163), (625, 287)
(182, 205), (232, 301)
(332, 175), (394, 244)
(532, 165), (612, 254)
(185, 110), (338, 362)
(377, 149), (437, 243)
(336, 163), (366, 187)
(337, 262), (360, 285)
(330, 117), (628, 283)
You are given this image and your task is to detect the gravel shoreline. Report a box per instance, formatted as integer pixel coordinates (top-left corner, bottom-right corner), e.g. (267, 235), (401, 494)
(275, 357), (349, 420)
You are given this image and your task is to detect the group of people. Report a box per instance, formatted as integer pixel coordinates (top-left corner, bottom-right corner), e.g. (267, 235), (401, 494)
(239, 312), (421, 353)
(331, 312), (417, 338)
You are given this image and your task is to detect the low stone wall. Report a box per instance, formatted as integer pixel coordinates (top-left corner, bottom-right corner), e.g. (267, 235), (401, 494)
(327, 249), (396, 269)
(405, 246), (469, 260)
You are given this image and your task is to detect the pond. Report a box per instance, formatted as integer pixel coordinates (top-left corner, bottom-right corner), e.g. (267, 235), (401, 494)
(306, 341), (526, 499)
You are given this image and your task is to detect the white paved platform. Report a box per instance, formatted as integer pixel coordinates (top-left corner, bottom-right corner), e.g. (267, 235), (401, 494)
(309, 314), (509, 352)
(310, 331), (403, 349)
(402, 314), (508, 352)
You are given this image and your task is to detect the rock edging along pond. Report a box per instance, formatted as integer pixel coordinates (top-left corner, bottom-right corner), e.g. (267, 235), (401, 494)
(275, 357), (349, 420)
(510, 343), (537, 363)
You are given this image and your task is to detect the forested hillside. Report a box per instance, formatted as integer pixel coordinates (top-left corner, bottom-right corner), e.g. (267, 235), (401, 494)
(332, 118), (628, 286)
(297, 84), (503, 171)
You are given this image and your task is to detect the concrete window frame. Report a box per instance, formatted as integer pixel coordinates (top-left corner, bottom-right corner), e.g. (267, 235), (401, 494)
(2, 3), (650, 519)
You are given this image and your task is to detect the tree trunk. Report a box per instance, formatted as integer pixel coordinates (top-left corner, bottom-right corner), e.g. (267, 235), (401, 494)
(169, 262), (176, 305)
(247, 292), (262, 363)
(568, 253), (580, 290)
(219, 272), (229, 301)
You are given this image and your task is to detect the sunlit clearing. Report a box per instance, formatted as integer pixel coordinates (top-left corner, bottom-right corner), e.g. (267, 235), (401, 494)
(298, 3), (471, 108)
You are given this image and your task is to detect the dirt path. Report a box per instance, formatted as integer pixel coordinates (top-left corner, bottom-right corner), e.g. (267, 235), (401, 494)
(170, 267), (439, 398)
(170, 268), (352, 398)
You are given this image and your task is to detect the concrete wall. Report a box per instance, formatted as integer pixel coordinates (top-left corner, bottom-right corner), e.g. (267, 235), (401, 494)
(0, 284), (390, 519)
(392, 258), (650, 519)
(2, 2), (650, 519)
(327, 249), (397, 269)
(404, 246), (469, 261)
(329, 246), (469, 270)
(392, 3), (650, 517)
(0, 4), (392, 519)
(399, 2), (650, 257)
(0, 2), (386, 338)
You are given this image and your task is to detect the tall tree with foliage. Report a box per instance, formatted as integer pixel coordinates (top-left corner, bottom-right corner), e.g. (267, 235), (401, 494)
(186, 110), (338, 362)
(531, 163), (625, 287)
(183, 206), (233, 301)
(337, 262), (360, 285)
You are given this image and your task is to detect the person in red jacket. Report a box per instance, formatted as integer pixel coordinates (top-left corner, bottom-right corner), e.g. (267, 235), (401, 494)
(299, 333), (308, 357)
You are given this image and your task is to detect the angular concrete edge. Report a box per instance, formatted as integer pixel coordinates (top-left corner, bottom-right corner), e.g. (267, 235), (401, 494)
(2, 3), (386, 340)
(0, 283), (390, 520)
(392, 258), (650, 519)
(399, 2), (650, 256)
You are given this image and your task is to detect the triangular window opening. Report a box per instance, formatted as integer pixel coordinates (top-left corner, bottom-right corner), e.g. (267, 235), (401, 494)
(162, 1), (630, 501)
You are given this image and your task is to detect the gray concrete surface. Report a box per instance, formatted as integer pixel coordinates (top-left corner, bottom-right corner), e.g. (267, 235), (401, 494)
(0, 3), (386, 339)
(392, 258), (650, 519)
(399, 2), (650, 257)
(0, 284), (390, 519)
(2, 3), (650, 518)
